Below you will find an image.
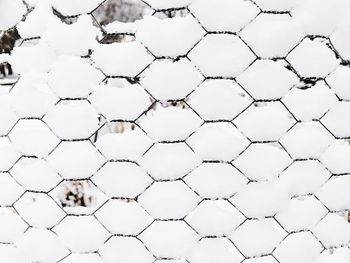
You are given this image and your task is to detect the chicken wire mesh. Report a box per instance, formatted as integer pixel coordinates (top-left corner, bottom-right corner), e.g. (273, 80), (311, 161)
(1, 0), (350, 262)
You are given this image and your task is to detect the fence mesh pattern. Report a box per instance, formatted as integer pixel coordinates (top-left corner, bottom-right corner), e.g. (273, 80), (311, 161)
(1, 0), (350, 262)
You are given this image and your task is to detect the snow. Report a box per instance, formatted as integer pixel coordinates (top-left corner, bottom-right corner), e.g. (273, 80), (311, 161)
(233, 102), (295, 141)
(273, 232), (322, 263)
(315, 248), (350, 263)
(253, 0), (297, 11)
(233, 143), (291, 181)
(276, 196), (328, 232)
(10, 42), (57, 74)
(188, 79), (252, 120)
(279, 160), (331, 196)
(47, 56), (104, 99)
(230, 181), (290, 218)
(50, 0), (104, 16)
(187, 122), (249, 161)
(320, 140), (350, 174)
(0, 173), (24, 206)
(0, 53), (11, 65)
(0, 0), (26, 30)
(326, 66), (350, 100)
(0, 103), (18, 136)
(186, 200), (245, 236)
(9, 73), (58, 118)
(280, 121), (335, 159)
(91, 41), (153, 76)
(237, 59), (298, 100)
(144, 0), (192, 10)
(11, 158), (62, 192)
(313, 212), (350, 247)
(136, 15), (204, 57)
(0, 208), (27, 243)
(286, 38), (339, 78)
(291, 0), (350, 36)
(44, 100), (100, 140)
(47, 141), (105, 179)
(0, 137), (21, 172)
(321, 102), (350, 138)
(139, 142), (200, 180)
(103, 20), (141, 34)
(2, 0), (350, 261)
(16, 228), (69, 262)
(331, 25), (350, 60)
(52, 216), (109, 253)
(240, 14), (303, 58)
(244, 256), (278, 263)
(184, 163), (248, 199)
(17, 0), (58, 39)
(138, 104), (203, 141)
(94, 122), (152, 161)
(14, 192), (65, 228)
(95, 199), (152, 235)
(139, 220), (199, 258)
(89, 80), (152, 121)
(139, 180), (200, 219)
(42, 15), (101, 56)
(9, 119), (60, 158)
(189, 33), (255, 77)
(317, 175), (350, 211)
(189, 0), (259, 32)
(61, 253), (105, 263)
(282, 82), (337, 121)
(230, 218), (286, 257)
(188, 238), (243, 263)
(99, 236), (154, 263)
(91, 162), (152, 198)
(140, 58), (203, 100)
(0, 244), (27, 263)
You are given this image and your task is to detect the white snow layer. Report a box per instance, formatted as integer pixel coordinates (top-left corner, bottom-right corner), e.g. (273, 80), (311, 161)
(0, 0), (350, 262)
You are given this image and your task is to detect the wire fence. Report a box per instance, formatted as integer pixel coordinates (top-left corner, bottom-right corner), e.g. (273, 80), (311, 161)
(1, 0), (350, 262)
